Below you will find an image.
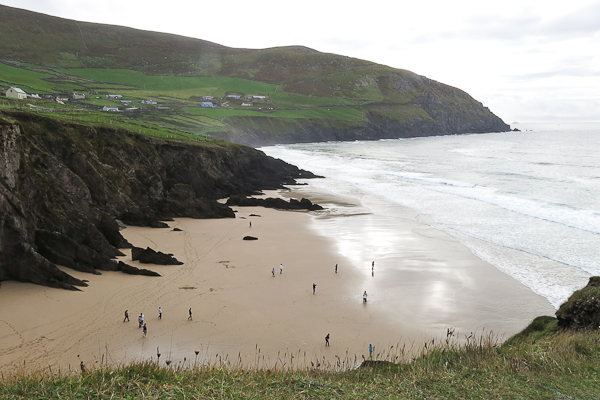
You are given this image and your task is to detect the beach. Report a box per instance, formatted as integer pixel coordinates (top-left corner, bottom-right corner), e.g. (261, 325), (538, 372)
(0, 189), (555, 374)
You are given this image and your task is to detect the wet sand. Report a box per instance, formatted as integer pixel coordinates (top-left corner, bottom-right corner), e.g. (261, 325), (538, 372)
(0, 190), (555, 374)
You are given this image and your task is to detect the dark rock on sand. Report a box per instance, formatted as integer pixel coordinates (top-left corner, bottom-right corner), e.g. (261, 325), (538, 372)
(226, 195), (324, 211)
(243, 236), (258, 241)
(118, 261), (161, 276)
(172, 228), (183, 232)
(35, 230), (119, 274)
(131, 247), (184, 265)
(556, 276), (600, 329)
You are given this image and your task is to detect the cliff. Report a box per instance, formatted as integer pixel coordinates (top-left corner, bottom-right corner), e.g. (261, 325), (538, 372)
(0, 110), (313, 289)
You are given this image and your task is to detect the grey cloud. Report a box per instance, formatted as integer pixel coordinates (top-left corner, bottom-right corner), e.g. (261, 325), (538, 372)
(539, 3), (600, 38)
(406, 3), (600, 45)
(512, 67), (599, 80)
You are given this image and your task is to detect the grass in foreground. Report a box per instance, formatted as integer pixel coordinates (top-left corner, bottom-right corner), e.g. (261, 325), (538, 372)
(1, 317), (599, 399)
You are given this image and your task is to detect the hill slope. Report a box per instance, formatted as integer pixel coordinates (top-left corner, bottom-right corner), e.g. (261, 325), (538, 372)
(0, 5), (510, 146)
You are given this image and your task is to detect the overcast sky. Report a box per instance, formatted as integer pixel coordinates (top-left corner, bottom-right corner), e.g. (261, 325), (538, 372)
(2, 0), (599, 123)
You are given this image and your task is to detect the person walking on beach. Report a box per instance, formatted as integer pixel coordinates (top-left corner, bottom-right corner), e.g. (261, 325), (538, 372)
(335, 264), (338, 273)
(325, 333), (330, 346)
(369, 344), (373, 358)
(188, 308), (192, 320)
(123, 309), (129, 322)
(141, 313), (145, 325)
(158, 307), (162, 320)
(363, 291), (368, 303)
(313, 283), (317, 294)
(272, 268), (275, 277)
(280, 264), (283, 274)
(372, 261), (374, 270)
(143, 323), (147, 337)
(249, 221), (251, 228)
(138, 313), (143, 328)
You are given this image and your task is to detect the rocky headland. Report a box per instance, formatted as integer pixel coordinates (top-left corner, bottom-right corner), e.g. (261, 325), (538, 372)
(0, 110), (315, 289)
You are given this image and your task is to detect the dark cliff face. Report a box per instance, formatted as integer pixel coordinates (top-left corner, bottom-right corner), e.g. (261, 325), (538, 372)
(0, 111), (311, 289)
(210, 104), (510, 147)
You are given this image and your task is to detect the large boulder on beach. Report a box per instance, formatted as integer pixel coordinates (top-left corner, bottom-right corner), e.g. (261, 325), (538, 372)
(131, 246), (183, 265)
(118, 261), (161, 276)
(556, 276), (600, 329)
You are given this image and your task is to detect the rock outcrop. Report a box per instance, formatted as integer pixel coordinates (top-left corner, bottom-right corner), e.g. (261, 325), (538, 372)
(131, 247), (183, 265)
(556, 277), (600, 329)
(0, 111), (315, 289)
(226, 195), (324, 211)
(117, 261), (160, 277)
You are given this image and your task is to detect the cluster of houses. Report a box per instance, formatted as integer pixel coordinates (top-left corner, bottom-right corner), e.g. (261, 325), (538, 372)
(101, 97), (170, 113)
(199, 94), (269, 108)
(4, 86), (86, 103)
(5, 85), (272, 113)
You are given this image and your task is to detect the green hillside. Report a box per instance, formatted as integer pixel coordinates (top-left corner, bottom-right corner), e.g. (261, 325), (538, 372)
(0, 4), (510, 146)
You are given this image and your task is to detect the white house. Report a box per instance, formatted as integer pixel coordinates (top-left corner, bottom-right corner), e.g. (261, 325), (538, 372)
(106, 94), (123, 99)
(201, 96), (214, 100)
(241, 102), (253, 107)
(6, 87), (27, 99)
(102, 106), (120, 112)
(252, 95), (267, 100)
(142, 99), (157, 104)
(200, 102), (214, 107)
(226, 94), (241, 99)
(73, 93), (86, 100)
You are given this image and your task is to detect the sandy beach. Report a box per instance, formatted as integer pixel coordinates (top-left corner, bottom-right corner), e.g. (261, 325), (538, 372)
(0, 189), (555, 374)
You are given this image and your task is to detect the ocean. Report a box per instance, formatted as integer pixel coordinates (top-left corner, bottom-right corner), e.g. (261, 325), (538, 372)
(261, 122), (600, 309)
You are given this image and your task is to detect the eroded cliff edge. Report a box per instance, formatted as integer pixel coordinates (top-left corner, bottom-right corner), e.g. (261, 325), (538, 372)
(0, 111), (312, 289)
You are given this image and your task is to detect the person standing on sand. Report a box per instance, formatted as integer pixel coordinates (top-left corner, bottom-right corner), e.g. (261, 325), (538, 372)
(138, 313), (143, 328)
(363, 291), (368, 302)
(335, 264), (338, 273)
(124, 310), (129, 322)
(313, 283), (316, 294)
(372, 261), (374, 270)
(158, 307), (162, 320)
(141, 313), (145, 326)
(143, 323), (147, 337)
(280, 264), (283, 274)
(369, 344), (373, 358)
(325, 333), (330, 346)
(188, 308), (192, 320)
(249, 221), (251, 228)
(272, 268), (275, 277)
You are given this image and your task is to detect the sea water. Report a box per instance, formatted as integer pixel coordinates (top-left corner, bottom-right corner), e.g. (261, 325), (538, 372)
(261, 123), (600, 309)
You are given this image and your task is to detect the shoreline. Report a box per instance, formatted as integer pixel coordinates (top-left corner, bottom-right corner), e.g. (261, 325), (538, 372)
(0, 189), (555, 374)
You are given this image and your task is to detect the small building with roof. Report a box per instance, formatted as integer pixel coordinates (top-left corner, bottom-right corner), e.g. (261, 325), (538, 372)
(6, 87), (27, 99)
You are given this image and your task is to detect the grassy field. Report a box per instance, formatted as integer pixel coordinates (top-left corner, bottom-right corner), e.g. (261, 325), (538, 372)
(0, 61), (388, 143)
(1, 317), (598, 399)
(0, 62), (57, 93)
(60, 68), (279, 96)
(3, 57), (492, 145)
